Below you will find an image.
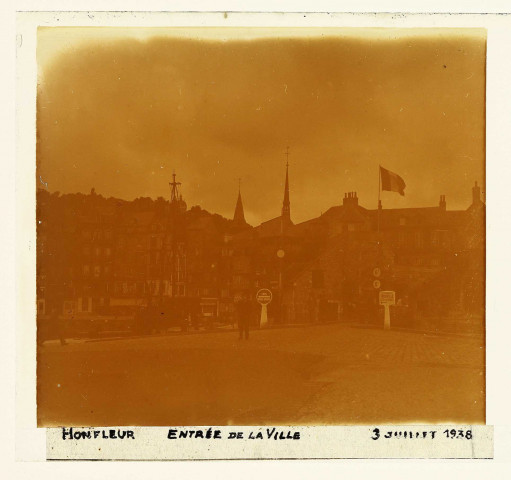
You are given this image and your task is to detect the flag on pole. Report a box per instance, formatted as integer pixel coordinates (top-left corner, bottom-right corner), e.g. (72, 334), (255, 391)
(380, 166), (406, 196)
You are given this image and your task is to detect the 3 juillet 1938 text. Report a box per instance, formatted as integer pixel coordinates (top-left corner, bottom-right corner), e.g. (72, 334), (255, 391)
(371, 428), (473, 440)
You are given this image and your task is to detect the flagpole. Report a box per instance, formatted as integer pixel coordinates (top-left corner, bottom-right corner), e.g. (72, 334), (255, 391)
(377, 165), (381, 238)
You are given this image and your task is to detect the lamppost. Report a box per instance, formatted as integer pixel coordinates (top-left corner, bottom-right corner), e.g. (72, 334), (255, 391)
(277, 248), (285, 323)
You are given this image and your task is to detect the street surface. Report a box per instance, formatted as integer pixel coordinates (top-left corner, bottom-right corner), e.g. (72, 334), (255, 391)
(38, 323), (485, 426)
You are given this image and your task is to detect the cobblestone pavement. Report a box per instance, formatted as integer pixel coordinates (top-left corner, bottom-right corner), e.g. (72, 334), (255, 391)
(38, 323), (485, 426)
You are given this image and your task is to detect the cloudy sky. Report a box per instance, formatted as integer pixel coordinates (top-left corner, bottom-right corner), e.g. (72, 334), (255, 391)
(37, 28), (486, 225)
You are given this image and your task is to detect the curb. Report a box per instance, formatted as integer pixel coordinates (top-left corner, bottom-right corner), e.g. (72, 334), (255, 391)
(43, 320), (483, 345)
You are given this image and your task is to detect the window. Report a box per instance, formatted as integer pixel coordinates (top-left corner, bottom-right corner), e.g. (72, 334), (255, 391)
(37, 299), (46, 315)
(441, 232), (450, 249)
(80, 297), (92, 312)
(63, 301), (74, 315)
(83, 265), (90, 275)
(432, 230), (448, 248)
(414, 232), (423, 249)
(398, 232), (406, 247)
(94, 265), (101, 277)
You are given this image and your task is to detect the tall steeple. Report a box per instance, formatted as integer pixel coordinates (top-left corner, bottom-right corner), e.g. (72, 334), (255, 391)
(233, 178), (246, 226)
(281, 146), (291, 221)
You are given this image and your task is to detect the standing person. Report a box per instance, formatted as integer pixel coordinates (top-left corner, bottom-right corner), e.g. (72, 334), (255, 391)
(236, 294), (250, 340)
(191, 300), (200, 330)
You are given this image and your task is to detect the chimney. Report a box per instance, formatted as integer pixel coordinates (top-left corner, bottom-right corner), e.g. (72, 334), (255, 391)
(343, 191), (359, 207)
(472, 181), (481, 204)
(439, 194), (446, 211)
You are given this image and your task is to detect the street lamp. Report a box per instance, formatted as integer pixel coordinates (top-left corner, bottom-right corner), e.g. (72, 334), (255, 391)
(277, 248), (285, 323)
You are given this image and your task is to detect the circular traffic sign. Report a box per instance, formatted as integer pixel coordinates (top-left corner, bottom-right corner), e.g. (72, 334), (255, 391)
(373, 279), (381, 289)
(256, 288), (272, 305)
(373, 267), (381, 278)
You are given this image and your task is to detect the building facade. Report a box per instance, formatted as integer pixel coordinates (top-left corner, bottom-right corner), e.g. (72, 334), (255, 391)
(37, 168), (485, 335)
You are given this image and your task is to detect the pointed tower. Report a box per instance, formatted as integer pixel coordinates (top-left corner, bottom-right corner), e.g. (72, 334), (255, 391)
(281, 149), (291, 222)
(233, 179), (246, 226)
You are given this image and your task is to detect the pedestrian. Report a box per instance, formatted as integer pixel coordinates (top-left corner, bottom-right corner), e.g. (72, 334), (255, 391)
(236, 294), (251, 340)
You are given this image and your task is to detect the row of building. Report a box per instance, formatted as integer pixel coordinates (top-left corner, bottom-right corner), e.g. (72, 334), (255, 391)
(37, 165), (485, 332)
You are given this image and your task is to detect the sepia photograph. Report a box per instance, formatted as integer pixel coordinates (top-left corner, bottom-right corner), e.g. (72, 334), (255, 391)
(35, 26), (486, 427)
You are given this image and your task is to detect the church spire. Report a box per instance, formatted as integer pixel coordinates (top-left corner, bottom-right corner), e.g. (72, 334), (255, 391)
(233, 178), (246, 225)
(282, 147), (291, 221)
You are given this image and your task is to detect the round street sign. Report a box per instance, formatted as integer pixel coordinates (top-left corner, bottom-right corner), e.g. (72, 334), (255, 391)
(277, 249), (285, 258)
(256, 288), (273, 305)
(373, 267), (381, 278)
(373, 279), (381, 289)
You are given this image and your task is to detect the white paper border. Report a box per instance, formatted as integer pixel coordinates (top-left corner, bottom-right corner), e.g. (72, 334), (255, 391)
(6, 1), (511, 477)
